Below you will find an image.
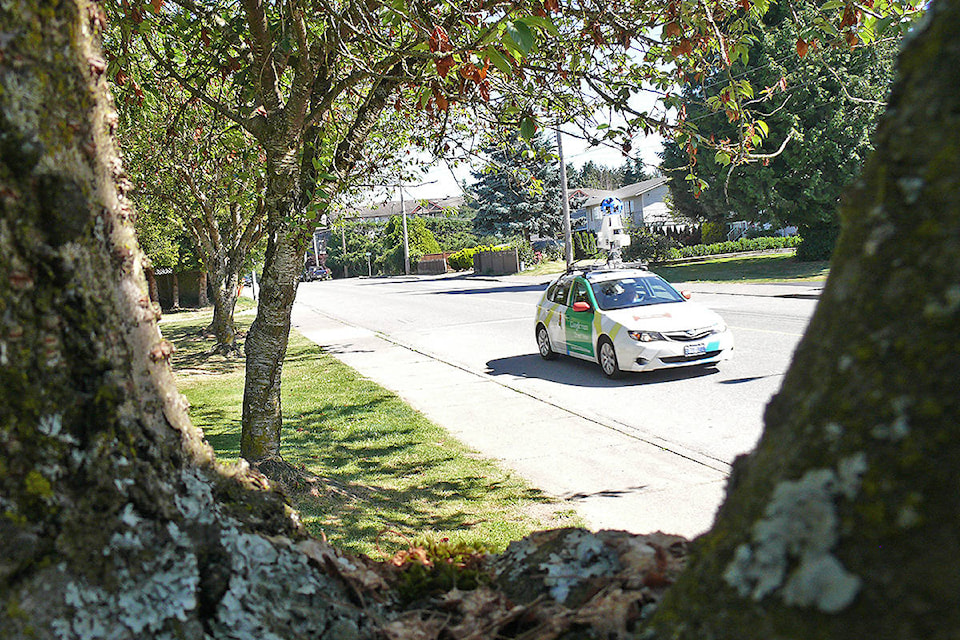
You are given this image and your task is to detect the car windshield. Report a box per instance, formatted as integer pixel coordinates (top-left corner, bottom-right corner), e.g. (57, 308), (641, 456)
(590, 275), (685, 310)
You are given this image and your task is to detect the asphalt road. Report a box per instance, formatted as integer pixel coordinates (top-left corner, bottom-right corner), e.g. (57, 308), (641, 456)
(290, 272), (822, 534)
(295, 273), (818, 462)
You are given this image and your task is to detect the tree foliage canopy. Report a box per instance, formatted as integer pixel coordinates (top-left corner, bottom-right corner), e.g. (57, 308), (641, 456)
(660, 2), (896, 239)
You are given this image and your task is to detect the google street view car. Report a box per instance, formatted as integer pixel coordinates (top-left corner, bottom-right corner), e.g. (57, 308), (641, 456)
(534, 267), (734, 378)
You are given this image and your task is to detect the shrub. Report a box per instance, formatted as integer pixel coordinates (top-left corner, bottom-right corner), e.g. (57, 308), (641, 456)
(796, 225), (838, 261)
(446, 243), (515, 271)
(573, 231), (598, 259)
(701, 221), (727, 244)
(623, 229), (678, 263)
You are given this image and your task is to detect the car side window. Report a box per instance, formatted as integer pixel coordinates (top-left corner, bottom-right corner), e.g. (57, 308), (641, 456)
(545, 282), (558, 302)
(571, 280), (591, 306)
(551, 279), (572, 306)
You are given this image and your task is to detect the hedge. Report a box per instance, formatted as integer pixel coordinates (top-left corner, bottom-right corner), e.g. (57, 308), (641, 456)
(662, 235), (801, 261)
(448, 244), (514, 271)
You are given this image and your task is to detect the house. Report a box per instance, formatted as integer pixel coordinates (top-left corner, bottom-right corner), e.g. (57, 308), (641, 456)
(351, 196), (465, 223)
(573, 177), (691, 234)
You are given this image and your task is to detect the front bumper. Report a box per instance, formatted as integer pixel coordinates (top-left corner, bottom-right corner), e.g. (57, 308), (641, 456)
(616, 329), (734, 372)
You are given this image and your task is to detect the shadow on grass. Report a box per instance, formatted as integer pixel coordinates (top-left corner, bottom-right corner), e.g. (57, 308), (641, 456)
(171, 309), (560, 557)
(163, 323), (246, 375)
(281, 403), (551, 556)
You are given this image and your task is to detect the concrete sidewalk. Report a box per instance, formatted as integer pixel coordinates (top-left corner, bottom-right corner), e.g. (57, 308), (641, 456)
(291, 303), (730, 538)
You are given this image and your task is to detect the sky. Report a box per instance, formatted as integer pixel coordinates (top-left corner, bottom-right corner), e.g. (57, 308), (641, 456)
(394, 128), (664, 202)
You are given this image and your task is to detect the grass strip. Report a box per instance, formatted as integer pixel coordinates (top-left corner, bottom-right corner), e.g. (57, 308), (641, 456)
(162, 303), (580, 558)
(652, 253), (829, 283)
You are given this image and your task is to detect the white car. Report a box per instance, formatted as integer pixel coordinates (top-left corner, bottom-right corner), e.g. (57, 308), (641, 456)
(534, 267), (733, 378)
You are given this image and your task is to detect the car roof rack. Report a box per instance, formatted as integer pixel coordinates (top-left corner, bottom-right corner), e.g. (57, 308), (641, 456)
(564, 259), (649, 276)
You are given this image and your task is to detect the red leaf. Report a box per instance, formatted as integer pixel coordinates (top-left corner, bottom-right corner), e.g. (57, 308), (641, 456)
(436, 55), (454, 78)
(429, 26), (452, 53)
(151, 0), (163, 12)
(663, 21), (681, 39)
(796, 38), (808, 58)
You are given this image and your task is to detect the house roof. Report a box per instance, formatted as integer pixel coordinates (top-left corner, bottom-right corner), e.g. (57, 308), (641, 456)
(352, 196), (465, 220)
(580, 177), (669, 207)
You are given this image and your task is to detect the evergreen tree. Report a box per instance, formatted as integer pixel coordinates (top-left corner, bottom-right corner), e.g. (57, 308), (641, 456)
(622, 157), (654, 185)
(660, 3), (896, 259)
(469, 132), (563, 242)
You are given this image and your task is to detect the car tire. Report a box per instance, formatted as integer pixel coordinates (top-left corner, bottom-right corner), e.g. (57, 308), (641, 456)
(536, 324), (556, 360)
(598, 337), (622, 379)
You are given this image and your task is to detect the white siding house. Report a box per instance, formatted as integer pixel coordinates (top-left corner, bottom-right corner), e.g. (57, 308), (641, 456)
(574, 177), (689, 233)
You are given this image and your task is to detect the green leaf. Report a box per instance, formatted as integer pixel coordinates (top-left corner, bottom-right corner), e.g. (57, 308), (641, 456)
(485, 47), (513, 75)
(715, 151), (731, 166)
(874, 15), (896, 36)
(517, 15), (560, 36)
(756, 120), (769, 138)
(505, 21), (535, 55)
(520, 117), (537, 141)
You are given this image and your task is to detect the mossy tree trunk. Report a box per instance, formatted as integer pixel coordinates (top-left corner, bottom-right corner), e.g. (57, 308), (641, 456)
(645, 1), (960, 636)
(2, 0), (960, 637)
(0, 1), (382, 637)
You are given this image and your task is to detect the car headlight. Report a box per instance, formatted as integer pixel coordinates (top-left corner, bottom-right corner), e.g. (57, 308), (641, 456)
(709, 321), (727, 334)
(628, 330), (665, 342)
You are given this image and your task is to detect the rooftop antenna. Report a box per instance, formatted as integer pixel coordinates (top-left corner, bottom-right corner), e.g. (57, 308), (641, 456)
(596, 197), (631, 268)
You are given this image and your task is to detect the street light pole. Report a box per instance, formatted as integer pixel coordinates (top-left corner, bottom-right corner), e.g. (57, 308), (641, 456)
(556, 127), (573, 269)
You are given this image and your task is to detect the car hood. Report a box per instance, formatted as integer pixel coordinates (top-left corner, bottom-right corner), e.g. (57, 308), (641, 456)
(604, 301), (723, 331)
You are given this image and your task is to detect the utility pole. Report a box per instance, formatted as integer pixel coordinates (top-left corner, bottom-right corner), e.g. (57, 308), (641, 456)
(341, 221), (348, 278)
(311, 229), (320, 268)
(557, 127), (573, 269)
(399, 185), (410, 275)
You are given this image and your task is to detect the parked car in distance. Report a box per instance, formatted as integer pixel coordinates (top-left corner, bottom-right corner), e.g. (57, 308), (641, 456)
(302, 266), (331, 282)
(532, 239), (564, 252)
(534, 267), (733, 378)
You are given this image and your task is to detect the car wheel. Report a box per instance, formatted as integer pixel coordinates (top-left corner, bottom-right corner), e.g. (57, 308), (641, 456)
(536, 324), (556, 360)
(598, 338), (622, 379)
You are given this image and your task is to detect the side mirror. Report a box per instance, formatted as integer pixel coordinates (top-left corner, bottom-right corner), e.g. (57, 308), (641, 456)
(681, 290), (692, 300)
(572, 301), (592, 313)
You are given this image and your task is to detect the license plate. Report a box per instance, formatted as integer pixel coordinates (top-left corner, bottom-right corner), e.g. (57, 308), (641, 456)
(684, 343), (707, 357)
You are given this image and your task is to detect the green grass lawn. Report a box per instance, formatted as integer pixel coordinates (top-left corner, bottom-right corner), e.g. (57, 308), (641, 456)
(653, 252), (829, 283)
(524, 252), (829, 283)
(163, 304), (579, 558)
